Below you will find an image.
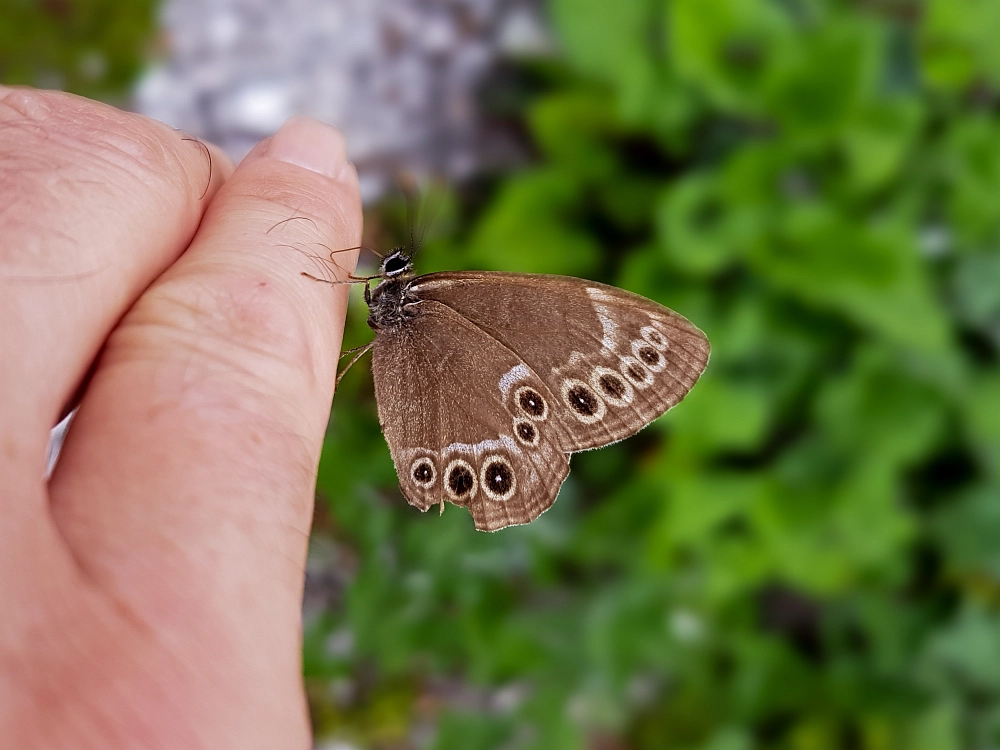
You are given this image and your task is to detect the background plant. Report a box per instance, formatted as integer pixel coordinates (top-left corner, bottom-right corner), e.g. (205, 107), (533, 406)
(0, 0), (158, 101)
(316, 1), (1000, 748)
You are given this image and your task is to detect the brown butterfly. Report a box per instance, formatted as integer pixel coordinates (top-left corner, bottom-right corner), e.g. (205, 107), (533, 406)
(321, 248), (710, 532)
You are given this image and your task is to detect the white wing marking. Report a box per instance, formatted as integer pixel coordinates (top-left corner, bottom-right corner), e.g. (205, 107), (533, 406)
(498, 363), (531, 396)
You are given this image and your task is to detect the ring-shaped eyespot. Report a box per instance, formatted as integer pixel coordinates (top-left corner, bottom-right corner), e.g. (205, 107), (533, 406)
(514, 385), (548, 421)
(632, 339), (666, 373)
(620, 356), (654, 389)
(513, 419), (540, 447)
(590, 366), (634, 407)
(444, 458), (477, 504)
(561, 378), (607, 424)
(640, 325), (669, 351)
(480, 455), (517, 503)
(409, 457), (437, 489)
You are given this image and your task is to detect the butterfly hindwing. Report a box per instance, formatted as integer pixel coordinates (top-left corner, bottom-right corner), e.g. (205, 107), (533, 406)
(371, 299), (571, 531)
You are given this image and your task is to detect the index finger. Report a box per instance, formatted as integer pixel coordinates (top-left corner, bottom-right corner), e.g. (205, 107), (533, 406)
(0, 87), (232, 465)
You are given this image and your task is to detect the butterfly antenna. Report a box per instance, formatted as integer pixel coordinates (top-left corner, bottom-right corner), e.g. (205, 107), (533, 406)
(335, 341), (374, 388)
(415, 178), (445, 251)
(405, 179), (418, 256)
(396, 170), (423, 258)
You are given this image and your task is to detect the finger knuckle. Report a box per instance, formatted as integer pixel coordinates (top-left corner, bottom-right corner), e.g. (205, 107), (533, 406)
(0, 89), (207, 213)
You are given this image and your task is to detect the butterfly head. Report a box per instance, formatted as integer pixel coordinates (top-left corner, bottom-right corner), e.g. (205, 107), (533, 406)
(366, 249), (418, 331)
(380, 249), (414, 280)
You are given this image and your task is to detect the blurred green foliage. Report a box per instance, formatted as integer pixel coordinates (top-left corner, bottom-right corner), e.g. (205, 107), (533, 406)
(314, 1), (1000, 748)
(0, 0), (158, 100)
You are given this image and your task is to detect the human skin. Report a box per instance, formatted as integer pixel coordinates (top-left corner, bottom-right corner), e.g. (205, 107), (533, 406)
(0, 87), (362, 749)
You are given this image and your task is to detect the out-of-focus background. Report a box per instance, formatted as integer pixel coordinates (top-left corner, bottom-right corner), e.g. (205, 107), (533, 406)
(8, 0), (1000, 747)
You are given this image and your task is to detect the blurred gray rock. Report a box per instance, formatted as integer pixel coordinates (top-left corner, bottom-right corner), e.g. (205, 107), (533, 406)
(137, 0), (552, 202)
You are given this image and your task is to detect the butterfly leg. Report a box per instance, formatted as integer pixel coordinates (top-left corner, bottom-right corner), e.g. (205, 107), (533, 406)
(335, 341), (374, 388)
(300, 271), (378, 284)
(326, 244), (384, 260)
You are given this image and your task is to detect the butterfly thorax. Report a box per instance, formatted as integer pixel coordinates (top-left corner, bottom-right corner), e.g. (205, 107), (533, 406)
(367, 276), (419, 331)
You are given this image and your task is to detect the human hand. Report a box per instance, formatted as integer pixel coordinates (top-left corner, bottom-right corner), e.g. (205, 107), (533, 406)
(1, 87), (361, 749)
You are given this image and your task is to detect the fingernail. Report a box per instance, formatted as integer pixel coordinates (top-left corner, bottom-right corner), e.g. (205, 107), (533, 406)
(243, 136), (272, 162)
(263, 116), (351, 180)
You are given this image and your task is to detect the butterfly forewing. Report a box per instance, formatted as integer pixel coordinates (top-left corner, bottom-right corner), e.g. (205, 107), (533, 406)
(371, 299), (571, 531)
(407, 272), (711, 452)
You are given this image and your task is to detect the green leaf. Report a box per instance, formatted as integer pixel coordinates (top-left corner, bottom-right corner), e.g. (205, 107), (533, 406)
(669, 0), (794, 114)
(529, 91), (620, 179)
(920, 0), (1000, 90)
(665, 371), (772, 452)
(550, 0), (654, 92)
(751, 207), (951, 352)
(906, 703), (961, 750)
(750, 463), (913, 594)
(698, 727), (753, 750)
(943, 116), (1000, 242)
(764, 18), (882, 141)
(466, 168), (600, 275)
(0, 0), (158, 98)
(841, 99), (923, 193)
(933, 483), (1000, 580)
(551, 0), (702, 133)
(925, 606), (1000, 693)
(432, 712), (514, 750)
(961, 373), (1000, 477)
(657, 473), (765, 546)
(815, 346), (948, 468)
(951, 250), (1000, 334)
(657, 172), (752, 275)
